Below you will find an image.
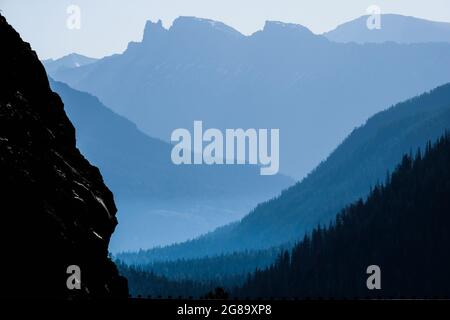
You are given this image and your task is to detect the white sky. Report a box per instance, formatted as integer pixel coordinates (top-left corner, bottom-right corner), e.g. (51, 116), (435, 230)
(1, 0), (450, 60)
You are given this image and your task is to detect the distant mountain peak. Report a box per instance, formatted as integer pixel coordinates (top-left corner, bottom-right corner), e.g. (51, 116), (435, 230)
(45, 52), (97, 64)
(142, 19), (166, 42)
(170, 16), (243, 37)
(263, 21), (312, 32)
(260, 20), (322, 41)
(42, 52), (97, 74)
(65, 52), (92, 59)
(324, 14), (450, 44)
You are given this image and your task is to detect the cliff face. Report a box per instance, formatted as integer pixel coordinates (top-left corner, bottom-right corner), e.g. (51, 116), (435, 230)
(0, 15), (127, 298)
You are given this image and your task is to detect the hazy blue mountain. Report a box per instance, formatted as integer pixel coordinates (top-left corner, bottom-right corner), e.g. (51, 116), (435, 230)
(43, 53), (97, 76)
(324, 14), (450, 44)
(46, 16), (450, 179)
(131, 82), (450, 260)
(49, 79), (292, 252)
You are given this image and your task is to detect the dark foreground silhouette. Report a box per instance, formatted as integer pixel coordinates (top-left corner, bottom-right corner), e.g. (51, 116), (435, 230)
(0, 14), (127, 299)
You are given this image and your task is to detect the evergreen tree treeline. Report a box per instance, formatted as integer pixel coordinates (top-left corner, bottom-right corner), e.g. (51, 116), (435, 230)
(236, 133), (450, 298)
(117, 248), (282, 284)
(116, 261), (217, 298)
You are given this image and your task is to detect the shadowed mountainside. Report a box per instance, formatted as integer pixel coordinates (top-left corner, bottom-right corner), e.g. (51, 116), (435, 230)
(0, 14), (127, 298)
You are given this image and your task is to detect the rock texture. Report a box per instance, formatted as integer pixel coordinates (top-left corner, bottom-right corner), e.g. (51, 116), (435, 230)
(0, 14), (127, 298)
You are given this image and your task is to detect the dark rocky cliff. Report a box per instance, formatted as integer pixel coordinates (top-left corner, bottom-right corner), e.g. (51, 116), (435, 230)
(0, 15), (128, 298)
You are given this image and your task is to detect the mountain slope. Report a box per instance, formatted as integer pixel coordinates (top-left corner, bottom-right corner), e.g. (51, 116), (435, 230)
(238, 133), (450, 298)
(47, 16), (450, 179)
(133, 82), (450, 261)
(325, 14), (450, 44)
(49, 79), (292, 251)
(0, 14), (127, 298)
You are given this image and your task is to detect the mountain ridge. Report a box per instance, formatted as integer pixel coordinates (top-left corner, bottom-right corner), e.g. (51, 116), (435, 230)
(49, 78), (293, 251)
(325, 14), (450, 44)
(47, 15), (450, 179)
(128, 82), (450, 261)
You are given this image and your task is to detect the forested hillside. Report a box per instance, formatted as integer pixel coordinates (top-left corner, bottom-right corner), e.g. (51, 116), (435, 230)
(237, 134), (450, 298)
(118, 247), (282, 285)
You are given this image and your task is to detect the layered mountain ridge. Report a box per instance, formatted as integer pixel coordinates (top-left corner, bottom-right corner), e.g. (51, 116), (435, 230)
(125, 82), (450, 261)
(49, 79), (292, 251)
(48, 16), (450, 179)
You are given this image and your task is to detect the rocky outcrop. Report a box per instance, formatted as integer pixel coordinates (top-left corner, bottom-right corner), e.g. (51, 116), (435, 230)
(0, 14), (127, 298)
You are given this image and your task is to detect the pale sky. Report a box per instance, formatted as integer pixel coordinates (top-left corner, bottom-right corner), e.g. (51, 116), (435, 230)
(1, 0), (450, 60)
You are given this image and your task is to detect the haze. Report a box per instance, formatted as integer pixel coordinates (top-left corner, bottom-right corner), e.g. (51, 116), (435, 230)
(1, 0), (450, 59)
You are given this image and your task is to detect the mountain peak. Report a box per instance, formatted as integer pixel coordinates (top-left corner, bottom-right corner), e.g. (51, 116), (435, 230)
(42, 52), (97, 74)
(263, 20), (314, 35)
(258, 20), (323, 42)
(142, 19), (166, 42)
(170, 16), (242, 37)
(324, 14), (450, 44)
